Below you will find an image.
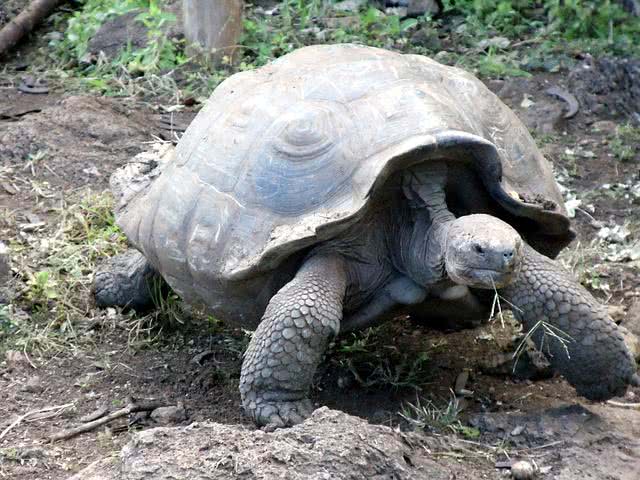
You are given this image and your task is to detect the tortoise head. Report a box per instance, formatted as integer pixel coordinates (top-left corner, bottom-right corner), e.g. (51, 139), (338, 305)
(444, 214), (523, 289)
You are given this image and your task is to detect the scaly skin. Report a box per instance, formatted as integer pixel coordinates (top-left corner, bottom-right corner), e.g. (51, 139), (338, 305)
(501, 245), (636, 401)
(93, 250), (157, 311)
(240, 255), (347, 427)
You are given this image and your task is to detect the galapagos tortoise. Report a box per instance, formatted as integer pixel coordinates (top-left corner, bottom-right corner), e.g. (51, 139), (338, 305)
(94, 44), (637, 427)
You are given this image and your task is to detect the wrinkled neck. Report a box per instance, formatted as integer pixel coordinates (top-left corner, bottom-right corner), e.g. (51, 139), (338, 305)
(389, 201), (454, 286)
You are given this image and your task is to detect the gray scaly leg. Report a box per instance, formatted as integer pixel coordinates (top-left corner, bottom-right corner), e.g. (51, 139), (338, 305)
(93, 249), (158, 311)
(240, 255), (347, 427)
(501, 245), (637, 400)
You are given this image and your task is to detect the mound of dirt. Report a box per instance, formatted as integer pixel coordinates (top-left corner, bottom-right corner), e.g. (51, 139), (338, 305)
(569, 56), (640, 122)
(70, 407), (450, 480)
(0, 95), (150, 190)
(471, 403), (640, 480)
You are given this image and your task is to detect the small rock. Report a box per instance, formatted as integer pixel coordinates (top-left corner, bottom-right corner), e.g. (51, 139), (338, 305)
(592, 120), (618, 133)
(407, 0), (441, 17)
(520, 101), (565, 134)
(410, 27), (441, 50)
(454, 370), (471, 395)
(478, 36), (510, 50)
(5, 350), (29, 367)
(623, 300), (640, 338)
(150, 404), (187, 425)
(619, 326), (640, 361)
(511, 460), (535, 479)
(333, 0), (367, 12)
(22, 376), (44, 393)
(510, 425), (525, 436)
(325, 16), (361, 29)
(608, 305), (627, 324)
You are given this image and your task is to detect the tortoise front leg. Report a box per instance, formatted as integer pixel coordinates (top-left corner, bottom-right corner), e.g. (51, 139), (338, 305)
(501, 245), (637, 400)
(240, 255), (347, 427)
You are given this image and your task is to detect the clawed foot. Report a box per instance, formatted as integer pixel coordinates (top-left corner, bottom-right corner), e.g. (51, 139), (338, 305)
(573, 379), (630, 402)
(246, 398), (315, 429)
(93, 250), (157, 311)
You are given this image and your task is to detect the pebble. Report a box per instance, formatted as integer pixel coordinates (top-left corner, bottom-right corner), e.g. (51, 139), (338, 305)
(150, 403), (187, 425)
(22, 376), (44, 393)
(511, 460), (535, 479)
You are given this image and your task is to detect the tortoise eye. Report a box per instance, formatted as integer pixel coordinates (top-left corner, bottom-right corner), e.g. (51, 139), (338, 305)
(272, 108), (335, 162)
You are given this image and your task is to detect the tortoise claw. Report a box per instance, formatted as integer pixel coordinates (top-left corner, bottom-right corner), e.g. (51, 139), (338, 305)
(251, 399), (315, 429)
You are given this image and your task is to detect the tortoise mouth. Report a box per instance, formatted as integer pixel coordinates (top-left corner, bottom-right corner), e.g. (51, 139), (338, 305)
(448, 265), (516, 289)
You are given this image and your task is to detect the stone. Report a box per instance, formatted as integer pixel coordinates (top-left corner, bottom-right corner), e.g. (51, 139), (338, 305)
(623, 300), (640, 338)
(21, 376), (44, 393)
(69, 408), (450, 480)
(607, 304), (626, 324)
(511, 460), (535, 479)
(407, 0), (442, 17)
(618, 325), (640, 361)
(333, 0), (367, 12)
(150, 404), (187, 425)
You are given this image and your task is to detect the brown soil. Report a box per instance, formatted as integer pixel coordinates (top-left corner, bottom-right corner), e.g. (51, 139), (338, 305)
(1, 29), (640, 480)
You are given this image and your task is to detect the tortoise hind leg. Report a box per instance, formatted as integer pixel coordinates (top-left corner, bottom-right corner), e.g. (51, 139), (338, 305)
(240, 255), (347, 427)
(93, 249), (159, 311)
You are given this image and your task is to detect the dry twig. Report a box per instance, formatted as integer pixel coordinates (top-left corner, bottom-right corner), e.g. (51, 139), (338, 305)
(49, 400), (166, 442)
(0, 403), (73, 440)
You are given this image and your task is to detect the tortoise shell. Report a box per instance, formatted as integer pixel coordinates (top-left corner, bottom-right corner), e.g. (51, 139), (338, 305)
(114, 44), (574, 326)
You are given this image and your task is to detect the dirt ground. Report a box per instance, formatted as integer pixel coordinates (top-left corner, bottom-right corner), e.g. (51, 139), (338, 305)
(1, 12), (640, 480)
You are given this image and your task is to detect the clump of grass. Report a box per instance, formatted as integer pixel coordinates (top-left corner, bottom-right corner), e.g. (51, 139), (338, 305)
(7, 192), (128, 355)
(400, 392), (480, 438)
(332, 323), (432, 390)
(49, 0), (192, 98)
(610, 124), (640, 163)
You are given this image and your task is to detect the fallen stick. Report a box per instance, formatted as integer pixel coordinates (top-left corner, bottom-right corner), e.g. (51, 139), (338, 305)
(0, 0), (66, 58)
(49, 400), (165, 442)
(0, 403), (74, 440)
(606, 400), (640, 410)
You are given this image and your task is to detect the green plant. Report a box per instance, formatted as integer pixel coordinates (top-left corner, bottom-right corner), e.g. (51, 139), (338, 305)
(121, 3), (187, 75)
(0, 305), (13, 337)
(52, 0), (138, 62)
(50, 0), (188, 96)
(400, 393), (480, 438)
(334, 324), (432, 390)
(610, 124), (640, 162)
(547, 0), (639, 49)
(26, 270), (59, 305)
(11, 192), (127, 337)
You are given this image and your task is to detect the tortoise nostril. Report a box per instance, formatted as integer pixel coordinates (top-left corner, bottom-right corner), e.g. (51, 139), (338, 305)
(473, 244), (484, 254)
(502, 249), (516, 264)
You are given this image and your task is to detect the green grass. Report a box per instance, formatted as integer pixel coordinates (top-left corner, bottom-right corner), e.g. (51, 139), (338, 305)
(331, 323), (432, 391)
(400, 393), (480, 438)
(22, 0), (636, 101)
(2, 192), (128, 355)
(610, 124), (640, 163)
